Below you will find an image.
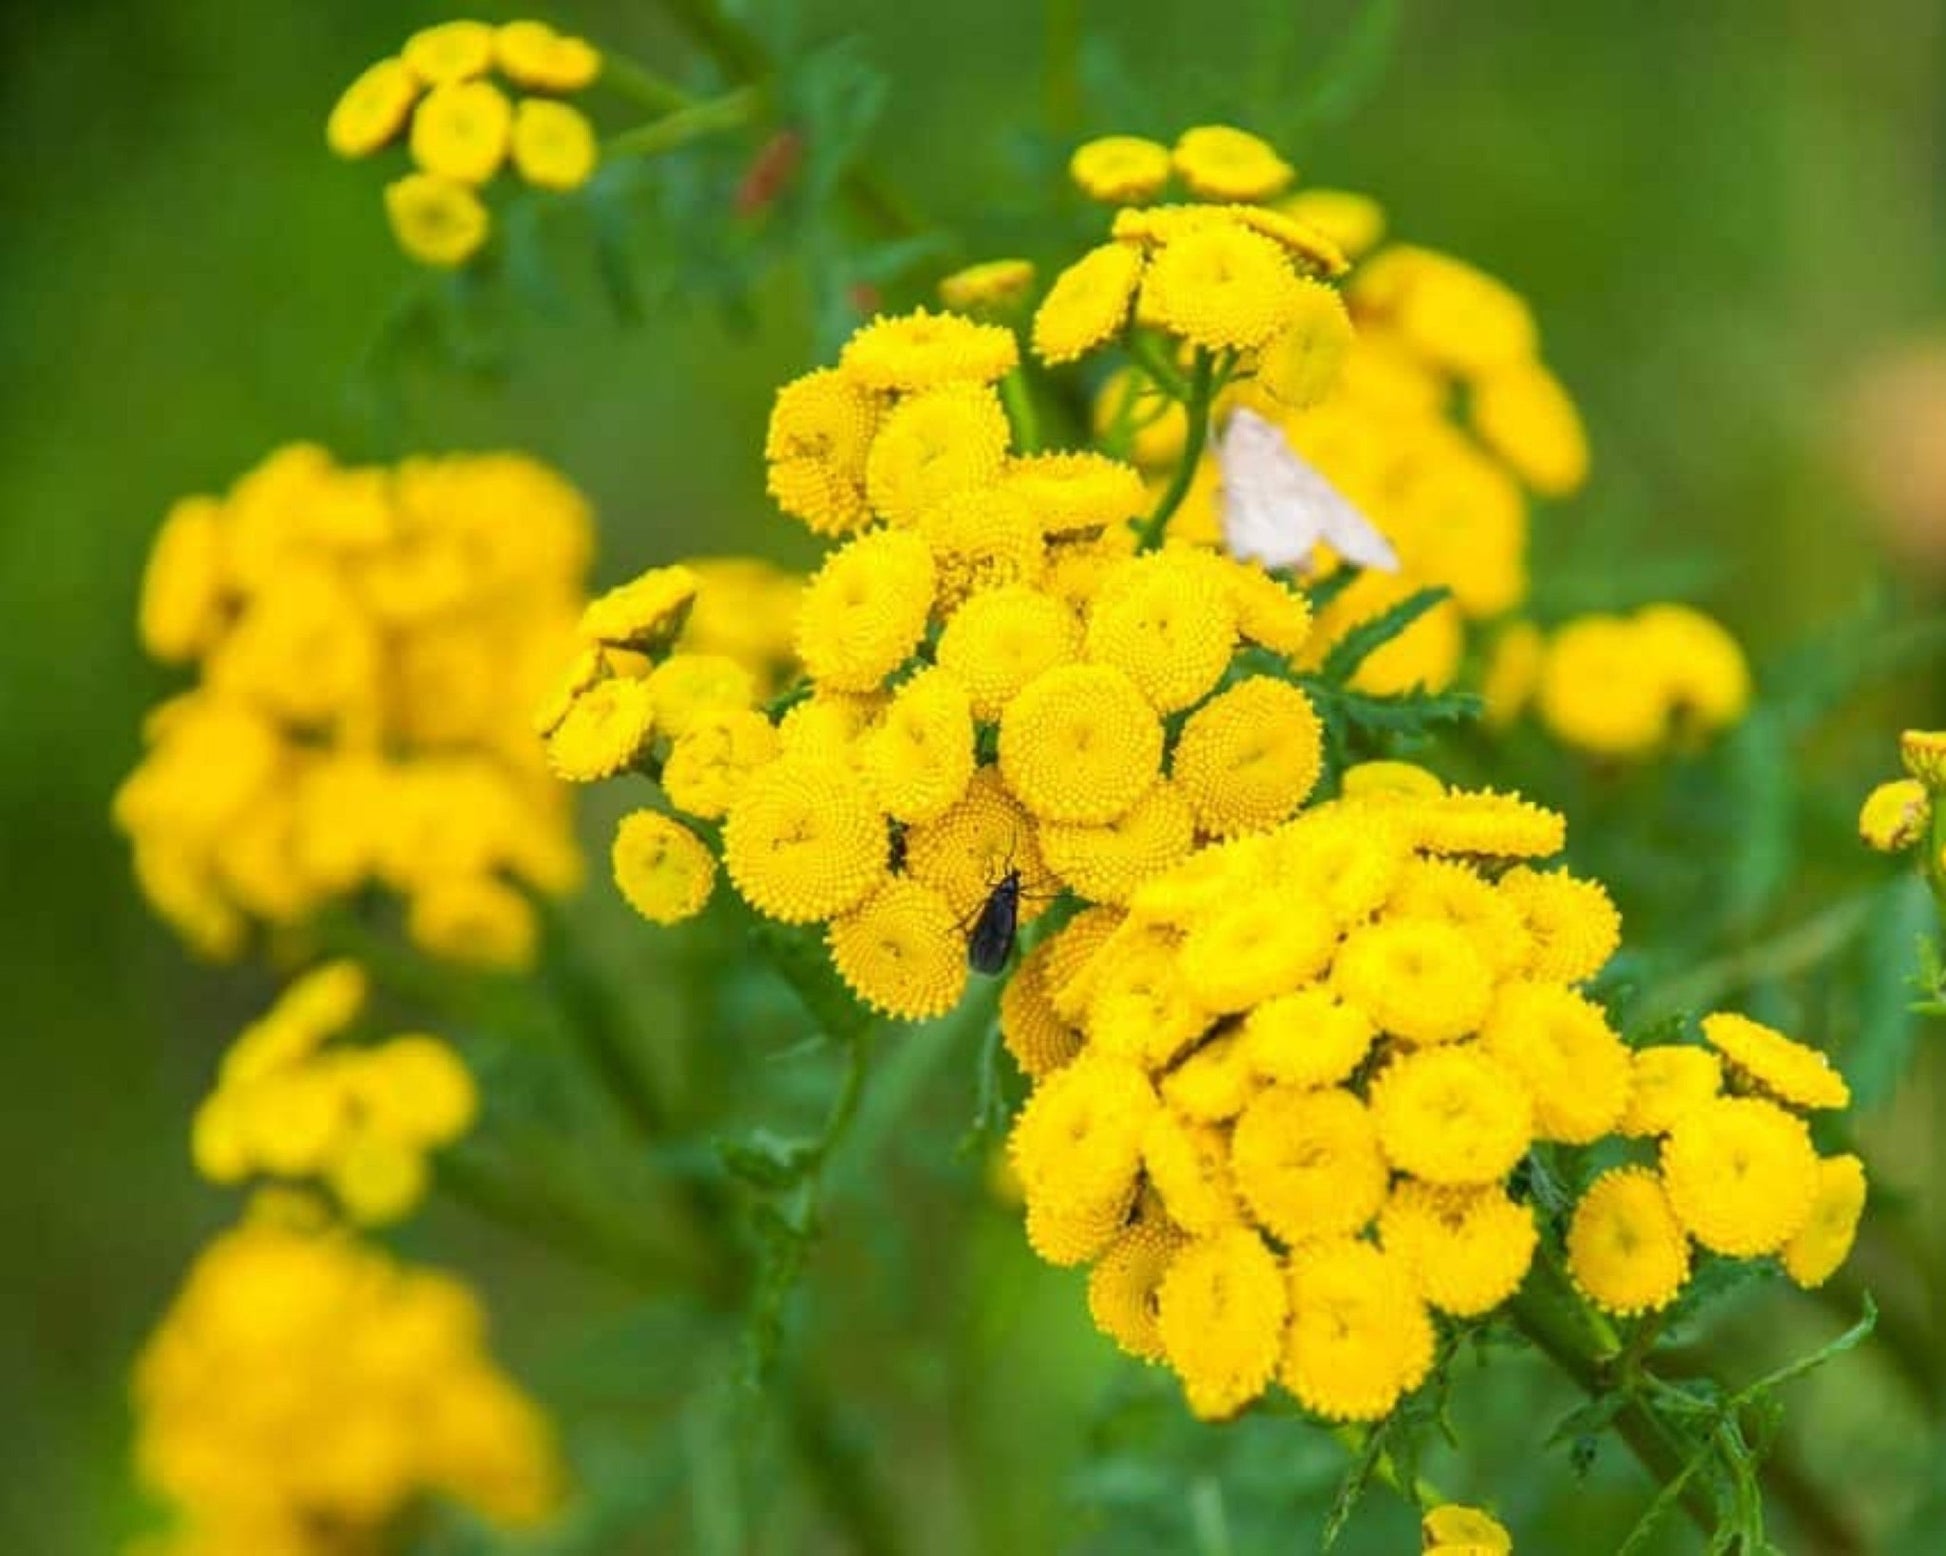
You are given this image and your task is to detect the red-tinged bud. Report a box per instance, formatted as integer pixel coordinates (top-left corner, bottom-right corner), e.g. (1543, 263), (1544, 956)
(735, 129), (803, 218)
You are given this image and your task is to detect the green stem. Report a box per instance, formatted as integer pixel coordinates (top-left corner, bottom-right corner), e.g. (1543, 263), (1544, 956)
(1128, 331), (1192, 398)
(1136, 349), (1215, 550)
(606, 86), (764, 161)
(539, 900), (671, 1139)
(598, 52), (698, 115)
(999, 368), (1043, 453)
(1044, 0), (1084, 135)
(1328, 1425), (1444, 1507)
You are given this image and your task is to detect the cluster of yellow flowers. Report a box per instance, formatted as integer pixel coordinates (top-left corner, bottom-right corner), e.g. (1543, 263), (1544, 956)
(1484, 604), (1751, 758)
(133, 1194), (559, 1556)
(327, 18), (603, 266)
(1003, 765), (1864, 1422)
(1859, 727), (1946, 855)
(116, 443), (588, 969)
(188, 961), (476, 1226)
(994, 125), (1591, 697)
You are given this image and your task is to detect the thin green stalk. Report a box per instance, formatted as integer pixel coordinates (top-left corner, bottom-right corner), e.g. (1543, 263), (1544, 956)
(1136, 349), (1215, 549)
(598, 52), (699, 115)
(1128, 331), (1191, 398)
(999, 368), (1043, 453)
(1044, 0), (1084, 135)
(539, 901), (672, 1139)
(606, 86), (764, 161)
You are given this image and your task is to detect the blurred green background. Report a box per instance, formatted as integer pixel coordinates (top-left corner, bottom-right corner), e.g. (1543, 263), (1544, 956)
(4, 1), (1944, 1550)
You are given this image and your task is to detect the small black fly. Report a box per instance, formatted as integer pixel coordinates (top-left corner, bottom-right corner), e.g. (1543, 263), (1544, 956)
(966, 867), (1021, 975)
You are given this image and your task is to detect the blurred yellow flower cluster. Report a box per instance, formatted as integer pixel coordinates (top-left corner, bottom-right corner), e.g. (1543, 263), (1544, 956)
(1040, 126), (1587, 698)
(116, 443), (588, 967)
(997, 765), (1861, 1422)
(1424, 1503), (1514, 1554)
(327, 18), (603, 266)
(1490, 603), (1751, 758)
(133, 1196), (560, 1556)
(189, 961), (477, 1225)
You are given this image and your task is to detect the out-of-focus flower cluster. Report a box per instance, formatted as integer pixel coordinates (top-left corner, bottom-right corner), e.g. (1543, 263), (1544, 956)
(1859, 728), (1946, 856)
(1484, 604), (1750, 758)
(1424, 1503), (1514, 1554)
(132, 1194), (559, 1556)
(327, 18), (603, 267)
(1002, 767), (1864, 1422)
(116, 442), (588, 968)
(189, 961), (477, 1226)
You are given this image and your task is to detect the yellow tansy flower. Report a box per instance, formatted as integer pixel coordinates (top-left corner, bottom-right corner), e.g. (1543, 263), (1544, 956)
(1032, 243), (1144, 365)
(794, 527), (936, 692)
(1001, 451), (1149, 535)
(904, 766), (1060, 927)
(1900, 728), (1946, 786)
(1040, 780), (1196, 905)
(934, 584), (1080, 722)
(1169, 677), (1323, 836)
(1179, 895), (1336, 1013)
(384, 172), (490, 267)
(1278, 188), (1386, 261)
(863, 381), (1012, 525)
(765, 367), (882, 536)
(1087, 1218), (1188, 1361)
(1423, 1504), (1512, 1555)
(1782, 1154), (1867, 1289)
(545, 676), (654, 781)
(138, 497), (229, 663)
(827, 876), (968, 1019)
(1660, 1096), (1819, 1257)
(1700, 1011), (1851, 1111)
(401, 19), (496, 84)
(1618, 1045), (1722, 1137)
(1495, 866), (1619, 984)
(1379, 1180), (1537, 1317)
(997, 663), (1163, 825)
(1156, 1226), (1288, 1420)
(1140, 221), (1303, 352)
(409, 79), (513, 186)
(511, 98), (598, 190)
(722, 758), (889, 924)
(1858, 777), (1930, 852)
(1281, 1238), (1434, 1422)
(1566, 1167), (1692, 1315)
(939, 257), (1035, 313)
(999, 938), (1085, 1078)
(1069, 134), (1173, 203)
(839, 308), (1019, 392)
(579, 564), (699, 651)
(1170, 125), (1294, 202)
(1335, 917), (1494, 1045)
(1083, 551), (1238, 713)
(326, 57), (420, 158)
(1239, 987), (1374, 1089)
(1369, 1045), (1533, 1186)
(1480, 982), (1631, 1143)
(858, 666), (976, 824)
(661, 708), (778, 821)
(1253, 279), (1354, 409)
(1471, 359), (1589, 497)
(1231, 1086), (1385, 1244)
(496, 19), (602, 91)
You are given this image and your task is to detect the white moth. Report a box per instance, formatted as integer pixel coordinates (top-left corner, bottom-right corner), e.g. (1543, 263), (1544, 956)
(1216, 406), (1400, 575)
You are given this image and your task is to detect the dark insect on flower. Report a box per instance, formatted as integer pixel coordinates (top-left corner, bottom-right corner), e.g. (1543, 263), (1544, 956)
(966, 867), (1021, 975)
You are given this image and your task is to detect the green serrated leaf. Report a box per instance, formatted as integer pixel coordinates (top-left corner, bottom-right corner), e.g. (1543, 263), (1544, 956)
(1318, 585), (1452, 683)
(714, 1129), (819, 1190)
(1545, 1390), (1629, 1450)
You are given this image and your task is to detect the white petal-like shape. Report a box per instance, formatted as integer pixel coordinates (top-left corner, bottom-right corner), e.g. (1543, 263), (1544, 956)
(1217, 407), (1399, 575)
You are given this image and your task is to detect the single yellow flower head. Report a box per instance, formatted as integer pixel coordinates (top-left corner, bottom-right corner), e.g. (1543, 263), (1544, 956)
(511, 98), (598, 190)
(1618, 1045), (1723, 1137)
(1160, 1029), (1259, 1123)
(863, 381), (1012, 525)
(903, 765), (1059, 926)
(579, 563), (699, 651)
(1900, 728), (1946, 787)
(643, 652), (755, 739)
(327, 1128), (431, 1225)
(1472, 359), (1589, 497)
(1231, 1086), (1386, 1244)
(776, 689), (878, 763)
(1220, 558), (1313, 654)
(1032, 243), (1144, 364)
(1536, 615), (1666, 757)
(1858, 777), (1931, 852)
(1380, 1180), (1537, 1318)
(1481, 982), (1631, 1144)
(722, 758), (889, 924)
(827, 876), (968, 1020)
(384, 172), (490, 267)
(545, 676), (654, 781)
(939, 257), (1036, 313)
(1422, 1505), (1513, 1555)
(138, 496), (229, 663)
(1226, 204), (1349, 278)
(934, 584), (1080, 722)
(1344, 760), (1445, 802)
(662, 708), (779, 821)
(840, 308), (1020, 393)
(1069, 135), (1173, 203)
(1496, 866), (1619, 984)
(999, 938), (1085, 1079)
(1281, 1238), (1434, 1422)
(1403, 788), (1567, 861)
(1253, 279), (1354, 409)
(1566, 1166), (1691, 1316)
(495, 20), (601, 92)
(1170, 125), (1294, 202)
(1278, 188), (1386, 262)
(1169, 677), (1323, 837)
(1142, 1108), (1244, 1232)
(1275, 803), (1412, 923)
(1700, 1011), (1851, 1111)
(794, 527), (936, 692)
(764, 367), (882, 536)
(408, 875), (539, 969)
(1638, 604), (1751, 735)
(1388, 858), (1531, 977)
(1082, 550), (1237, 713)
(533, 645), (612, 737)
(858, 666), (976, 823)
(401, 20), (496, 84)
(912, 482), (1047, 609)
(1660, 1096), (1819, 1257)
(1336, 917), (1495, 1046)
(1041, 780), (1196, 905)
(1140, 221), (1304, 352)
(1370, 1045), (1533, 1186)
(1001, 450), (1149, 535)
(1353, 244), (1538, 378)
(1156, 1226), (1288, 1419)
(409, 79), (513, 185)
(1782, 1153), (1867, 1289)
(1179, 895), (1336, 1014)
(1239, 987), (1374, 1088)
(354, 1034), (480, 1145)
(1087, 1217), (1188, 1361)
(1036, 904), (1125, 1019)
(327, 57), (420, 158)
(1086, 928), (1213, 1069)
(1010, 1052), (1156, 1213)
(998, 663), (1163, 825)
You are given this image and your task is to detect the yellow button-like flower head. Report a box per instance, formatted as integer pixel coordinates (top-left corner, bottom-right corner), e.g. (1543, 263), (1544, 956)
(1140, 221), (1303, 353)
(863, 381), (1011, 526)
(839, 308), (1019, 393)
(1170, 125), (1294, 202)
(496, 20), (602, 92)
(939, 257), (1036, 314)
(765, 368), (882, 536)
(384, 172), (490, 267)
(1660, 1095), (1818, 1257)
(1156, 1226), (1287, 1420)
(327, 58), (420, 158)
(1369, 1045), (1533, 1186)
(1170, 677), (1323, 837)
(1281, 1237), (1434, 1422)
(998, 663), (1163, 825)
(409, 79), (513, 185)
(1032, 243), (1144, 365)
(1069, 135), (1173, 203)
(1379, 1180), (1537, 1317)
(794, 527), (936, 692)
(402, 20), (497, 84)
(1566, 1166), (1691, 1315)
(827, 875), (968, 1020)
(722, 758), (889, 923)
(511, 98), (598, 190)
(1858, 777), (1930, 852)
(612, 810), (717, 925)
(1700, 1011), (1851, 1111)
(1782, 1153), (1867, 1289)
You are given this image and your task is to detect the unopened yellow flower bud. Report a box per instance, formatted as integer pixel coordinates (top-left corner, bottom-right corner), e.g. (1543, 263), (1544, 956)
(1900, 728), (1946, 787)
(1859, 777), (1930, 852)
